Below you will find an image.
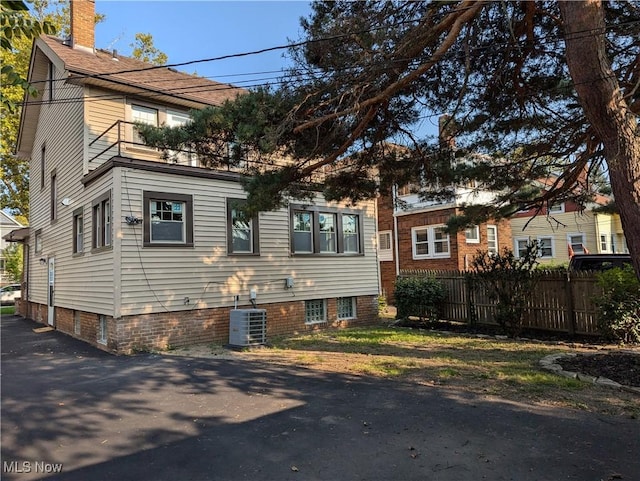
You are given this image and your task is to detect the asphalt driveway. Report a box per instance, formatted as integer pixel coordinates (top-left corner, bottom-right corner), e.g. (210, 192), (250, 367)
(2, 314), (639, 481)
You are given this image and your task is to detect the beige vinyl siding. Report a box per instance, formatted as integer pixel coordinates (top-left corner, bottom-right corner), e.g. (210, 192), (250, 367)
(86, 87), (126, 170)
(511, 210), (598, 265)
(27, 75), (85, 306)
(117, 168), (379, 316)
(28, 79), (117, 316)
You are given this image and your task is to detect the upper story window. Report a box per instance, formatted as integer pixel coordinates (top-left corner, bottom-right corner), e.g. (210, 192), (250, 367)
(548, 202), (565, 214)
(290, 205), (363, 255)
(92, 192), (112, 251)
(143, 191), (193, 247)
(48, 61), (55, 103)
(131, 104), (159, 146)
(411, 225), (450, 259)
(227, 198), (259, 255)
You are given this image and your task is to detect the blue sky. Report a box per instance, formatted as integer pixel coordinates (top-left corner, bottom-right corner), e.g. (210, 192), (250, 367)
(94, 1), (313, 84)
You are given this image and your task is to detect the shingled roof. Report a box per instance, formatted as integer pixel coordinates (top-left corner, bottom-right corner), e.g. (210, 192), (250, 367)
(41, 35), (245, 108)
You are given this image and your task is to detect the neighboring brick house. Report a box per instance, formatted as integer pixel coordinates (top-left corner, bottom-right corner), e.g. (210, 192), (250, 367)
(376, 122), (511, 302)
(15, 0), (379, 353)
(377, 189), (511, 302)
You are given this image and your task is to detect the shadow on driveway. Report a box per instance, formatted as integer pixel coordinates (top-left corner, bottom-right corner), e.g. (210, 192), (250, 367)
(2, 315), (638, 481)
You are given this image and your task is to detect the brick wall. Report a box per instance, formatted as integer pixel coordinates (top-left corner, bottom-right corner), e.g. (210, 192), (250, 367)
(20, 295), (380, 354)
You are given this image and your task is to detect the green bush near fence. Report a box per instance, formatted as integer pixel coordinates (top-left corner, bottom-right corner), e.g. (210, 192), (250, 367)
(594, 266), (640, 344)
(394, 276), (447, 322)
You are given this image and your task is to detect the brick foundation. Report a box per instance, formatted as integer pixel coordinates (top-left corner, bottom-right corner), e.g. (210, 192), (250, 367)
(20, 295), (380, 354)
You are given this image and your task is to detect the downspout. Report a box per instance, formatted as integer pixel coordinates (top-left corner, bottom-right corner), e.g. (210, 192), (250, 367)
(373, 195), (383, 296)
(393, 186), (400, 278)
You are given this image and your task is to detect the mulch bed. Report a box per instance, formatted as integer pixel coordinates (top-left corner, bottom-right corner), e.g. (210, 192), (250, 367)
(558, 353), (640, 388)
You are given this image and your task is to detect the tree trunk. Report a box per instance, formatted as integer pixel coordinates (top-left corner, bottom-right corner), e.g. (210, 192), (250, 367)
(559, 0), (640, 278)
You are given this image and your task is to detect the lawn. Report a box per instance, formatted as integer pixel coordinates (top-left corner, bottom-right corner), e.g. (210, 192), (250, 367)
(237, 326), (639, 418)
(1, 305), (16, 316)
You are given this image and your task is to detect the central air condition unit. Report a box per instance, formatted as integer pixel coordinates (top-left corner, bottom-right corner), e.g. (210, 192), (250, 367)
(229, 309), (267, 347)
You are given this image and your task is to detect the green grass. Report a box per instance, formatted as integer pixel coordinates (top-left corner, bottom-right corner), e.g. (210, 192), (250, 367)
(1, 305), (16, 316)
(267, 326), (586, 394)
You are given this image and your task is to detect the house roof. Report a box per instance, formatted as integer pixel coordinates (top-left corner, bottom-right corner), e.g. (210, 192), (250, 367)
(17, 35), (245, 158)
(0, 211), (24, 228)
(39, 36), (245, 107)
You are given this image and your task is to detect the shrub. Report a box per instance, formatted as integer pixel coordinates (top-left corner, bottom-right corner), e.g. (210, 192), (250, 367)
(594, 266), (640, 344)
(394, 275), (446, 322)
(470, 243), (540, 337)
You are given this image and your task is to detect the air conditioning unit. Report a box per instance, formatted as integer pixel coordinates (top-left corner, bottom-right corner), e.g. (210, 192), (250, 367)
(229, 309), (267, 347)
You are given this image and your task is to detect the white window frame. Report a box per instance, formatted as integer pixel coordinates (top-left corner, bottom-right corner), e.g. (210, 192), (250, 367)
(305, 299), (326, 324)
(600, 234), (609, 253)
(131, 104), (159, 147)
(464, 225), (480, 244)
(411, 225), (450, 260)
(567, 233), (586, 255)
(377, 230), (393, 261)
(538, 236), (554, 258)
(486, 225), (498, 255)
(73, 208), (84, 254)
(337, 297), (356, 320)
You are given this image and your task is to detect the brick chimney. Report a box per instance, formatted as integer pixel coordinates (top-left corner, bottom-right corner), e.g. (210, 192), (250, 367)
(70, 0), (95, 53)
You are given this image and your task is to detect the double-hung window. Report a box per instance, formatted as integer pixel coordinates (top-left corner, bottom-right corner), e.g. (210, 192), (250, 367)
(290, 205), (362, 255)
(568, 234), (586, 255)
(486, 225), (498, 255)
(377, 230), (393, 261)
(131, 104), (159, 147)
(319, 213), (336, 253)
(143, 192), (193, 247)
(412, 225), (450, 259)
(293, 211), (314, 253)
(73, 208), (84, 254)
(538, 237), (554, 258)
(227, 198), (259, 255)
(92, 192), (112, 250)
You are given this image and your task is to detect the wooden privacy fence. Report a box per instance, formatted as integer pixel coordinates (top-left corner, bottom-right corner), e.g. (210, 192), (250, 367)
(398, 270), (603, 335)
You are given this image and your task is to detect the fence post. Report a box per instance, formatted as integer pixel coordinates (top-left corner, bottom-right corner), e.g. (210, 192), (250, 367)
(564, 273), (576, 336)
(466, 274), (477, 327)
